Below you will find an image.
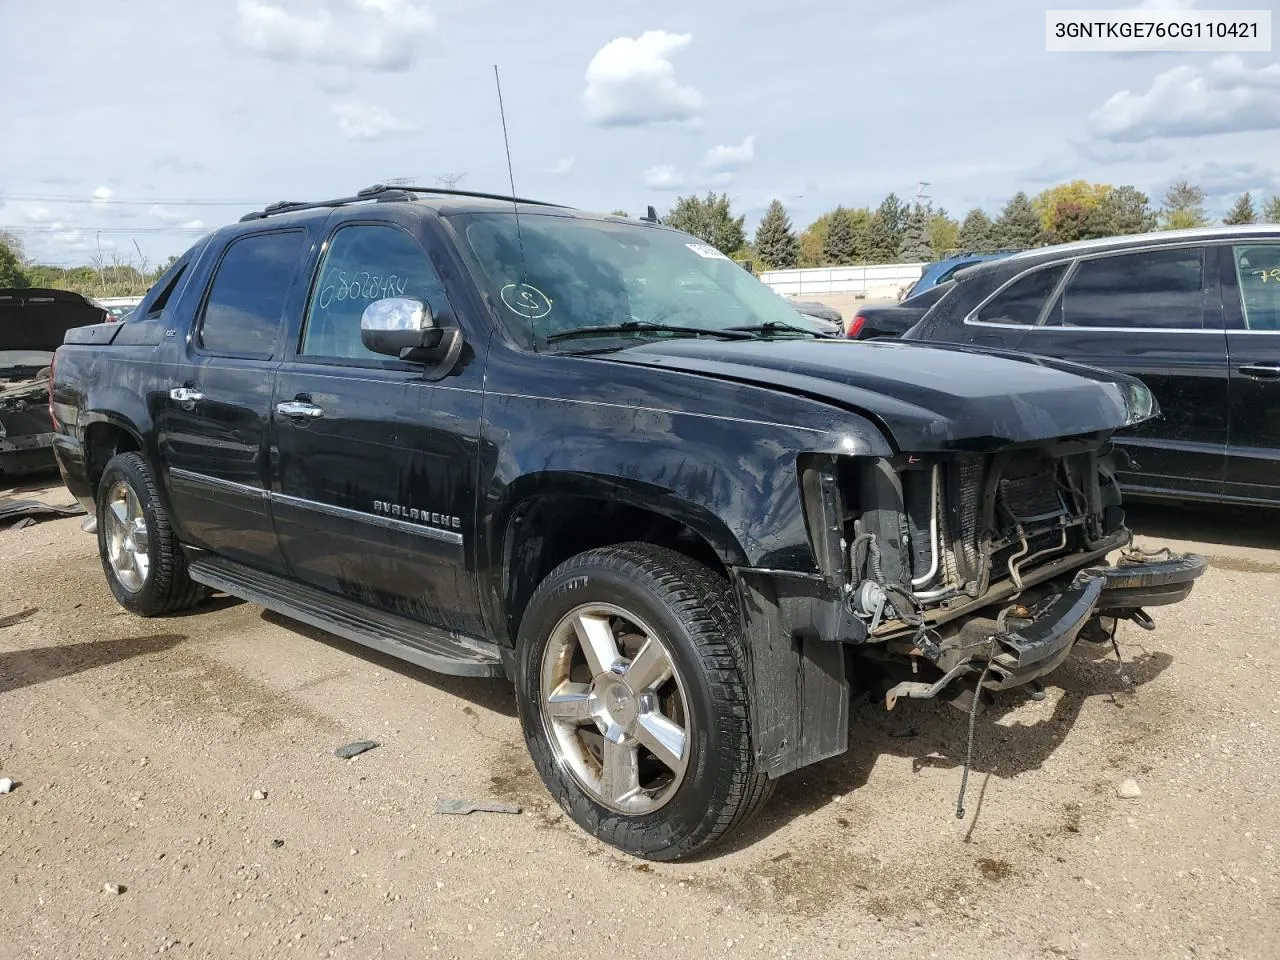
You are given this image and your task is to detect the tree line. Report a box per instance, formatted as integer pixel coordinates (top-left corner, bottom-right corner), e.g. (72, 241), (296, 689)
(0, 230), (176, 296)
(663, 182), (1280, 271)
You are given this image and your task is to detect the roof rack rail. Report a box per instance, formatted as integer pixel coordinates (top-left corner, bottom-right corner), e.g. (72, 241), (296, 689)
(240, 184), (567, 222)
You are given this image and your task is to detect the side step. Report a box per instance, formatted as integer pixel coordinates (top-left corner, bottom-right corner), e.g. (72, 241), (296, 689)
(187, 554), (505, 678)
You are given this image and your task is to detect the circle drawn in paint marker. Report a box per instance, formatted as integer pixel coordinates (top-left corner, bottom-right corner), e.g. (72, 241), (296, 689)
(500, 283), (552, 319)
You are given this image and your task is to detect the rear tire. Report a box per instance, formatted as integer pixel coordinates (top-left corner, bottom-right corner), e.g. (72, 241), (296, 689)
(515, 542), (773, 860)
(96, 452), (205, 616)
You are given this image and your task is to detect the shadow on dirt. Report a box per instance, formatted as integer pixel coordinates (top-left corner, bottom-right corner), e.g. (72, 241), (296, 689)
(0, 632), (187, 696)
(712, 639), (1174, 857)
(259, 610), (516, 718)
(1127, 501), (1280, 551)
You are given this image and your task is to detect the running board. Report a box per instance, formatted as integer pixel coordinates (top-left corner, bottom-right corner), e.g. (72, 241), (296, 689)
(186, 554), (505, 678)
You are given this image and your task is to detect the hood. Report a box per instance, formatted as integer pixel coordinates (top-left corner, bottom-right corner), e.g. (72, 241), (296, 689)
(0, 288), (107, 355)
(601, 338), (1153, 451)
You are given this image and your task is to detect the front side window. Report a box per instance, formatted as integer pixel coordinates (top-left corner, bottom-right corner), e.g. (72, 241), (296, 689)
(1058, 247), (1204, 329)
(451, 212), (829, 348)
(1233, 244), (1280, 331)
(974, 264), (1067, 325)
(198, 231), (304, 356)
(302, 224), (448, 360)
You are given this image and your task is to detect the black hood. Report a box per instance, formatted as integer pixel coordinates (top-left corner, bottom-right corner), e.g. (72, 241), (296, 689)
(601, 338), (1150, 451)
(0, 288), (107, 358)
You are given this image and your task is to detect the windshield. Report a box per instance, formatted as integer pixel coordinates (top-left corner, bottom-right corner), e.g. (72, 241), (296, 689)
(452, 212), (828, 347)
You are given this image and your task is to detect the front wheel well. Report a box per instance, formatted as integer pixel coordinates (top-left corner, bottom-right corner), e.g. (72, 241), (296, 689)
(502, 496), (731, 643)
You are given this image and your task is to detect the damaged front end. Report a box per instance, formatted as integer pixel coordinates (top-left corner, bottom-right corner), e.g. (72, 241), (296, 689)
(824, 438), (1204, 708)
(0, 371), (56, 477)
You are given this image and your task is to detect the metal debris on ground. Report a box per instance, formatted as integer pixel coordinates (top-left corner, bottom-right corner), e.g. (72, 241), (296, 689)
(334, 740), (380, 759)
(0, 500), (85, 525)
(435, 798), (522, 816)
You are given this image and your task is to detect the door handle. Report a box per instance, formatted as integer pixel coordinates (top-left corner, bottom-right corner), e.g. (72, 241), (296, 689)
(168, 387), (205, 402)
(275, 400), (325, 419)
(1238, 362), (1280, 380)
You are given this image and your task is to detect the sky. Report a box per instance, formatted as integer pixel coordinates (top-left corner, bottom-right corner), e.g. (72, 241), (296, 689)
(2, 0), (1278, 265)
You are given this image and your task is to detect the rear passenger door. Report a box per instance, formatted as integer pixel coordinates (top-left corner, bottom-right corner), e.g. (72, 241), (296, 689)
(158, 229), (308, 571)
(1017, 245), (1229, 501)
(1222, 242), (1280, 503)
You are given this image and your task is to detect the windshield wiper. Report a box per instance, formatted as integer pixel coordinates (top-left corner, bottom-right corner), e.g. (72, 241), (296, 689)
(725, 320), (829, 338)
(546, 321), (756, 343)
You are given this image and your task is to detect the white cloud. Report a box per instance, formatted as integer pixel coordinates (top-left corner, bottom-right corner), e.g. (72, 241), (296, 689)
(642, 165), (684, 190)
(180, 220), (206, 231)
(330, 101), (418, 140)
(91, 186), (114, 205)
(546, 158), (574, 175)
(234, 0), (435, 72)
(583, 31), (705, 127)
(23, 206), (53, 223)
(149, 205), (184, 224)
(703, 135), (756, 171)
(1092, 56), (1280, 142)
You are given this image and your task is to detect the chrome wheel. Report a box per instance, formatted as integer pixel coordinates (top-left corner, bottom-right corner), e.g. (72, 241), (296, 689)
(103, 480), (150, 593)
(539, 603), (691, 815)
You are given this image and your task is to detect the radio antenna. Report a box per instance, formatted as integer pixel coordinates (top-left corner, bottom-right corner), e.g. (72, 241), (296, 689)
(494, 65), (527, 283)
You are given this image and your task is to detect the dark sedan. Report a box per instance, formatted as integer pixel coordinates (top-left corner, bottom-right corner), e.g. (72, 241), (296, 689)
(902, 226), (1280, 506)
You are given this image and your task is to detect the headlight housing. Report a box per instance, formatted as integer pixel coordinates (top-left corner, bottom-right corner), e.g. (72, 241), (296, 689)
(1121, 380), (1156, 425)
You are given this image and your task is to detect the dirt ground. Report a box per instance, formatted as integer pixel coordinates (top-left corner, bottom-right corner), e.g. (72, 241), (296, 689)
(2, 480), (1277, 960)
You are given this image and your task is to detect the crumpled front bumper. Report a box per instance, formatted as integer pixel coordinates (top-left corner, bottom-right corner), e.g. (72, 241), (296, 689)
(886, 548), (1206, 706)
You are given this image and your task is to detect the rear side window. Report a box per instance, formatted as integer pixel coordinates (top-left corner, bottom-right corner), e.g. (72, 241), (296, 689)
(974, 264), (1067, 325)
(198, 231), (305, 356)
(1233, 245), (1280, 331)
(1058, 247), (1204, 330)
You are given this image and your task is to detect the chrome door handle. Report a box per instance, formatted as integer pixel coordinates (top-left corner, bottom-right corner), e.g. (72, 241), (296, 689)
(1238, 362), (1280, 380)
(275, 400), (325, 419)
(168, 387), (205, 402)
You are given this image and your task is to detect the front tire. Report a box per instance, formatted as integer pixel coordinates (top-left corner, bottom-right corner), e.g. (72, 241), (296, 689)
(97, 452), (205, 616)
(515, 543), (772, 860)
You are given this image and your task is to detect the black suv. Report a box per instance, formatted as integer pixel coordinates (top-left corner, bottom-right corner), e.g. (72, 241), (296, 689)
(904, 227), (1280, 506)
(50, 186), (1202, 860)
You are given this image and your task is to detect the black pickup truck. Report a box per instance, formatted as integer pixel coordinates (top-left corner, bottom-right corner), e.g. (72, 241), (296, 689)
(50, 186), (1204, 860)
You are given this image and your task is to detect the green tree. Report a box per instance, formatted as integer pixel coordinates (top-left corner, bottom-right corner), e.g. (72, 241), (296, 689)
(822, 207), (858, 265)
(1159, 180), (1209, 230)
(957, 208), (997, 252)
(1088, 185), (1156, 236)
(994, 192), (1041, 248)
(1042, 201), (1104, 245)
(1223, 192), (1257, 225)
(0, 232), (28, 288)
(664, 192), (746, 254)
(928, 209), (960, 257)
(610, 209), (629, 217)
(899, 203), (933, 262)
(864, 213), (897, 263)
(799, 212), (832, 267)
(753, 199), (800, 269)
(1262, 195), (1280, 224)
(875, 193), (908, 255)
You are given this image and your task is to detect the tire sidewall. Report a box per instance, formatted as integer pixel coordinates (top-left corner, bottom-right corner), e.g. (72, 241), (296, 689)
(516, 556), (743, 858)
(96, 455), (165, 613)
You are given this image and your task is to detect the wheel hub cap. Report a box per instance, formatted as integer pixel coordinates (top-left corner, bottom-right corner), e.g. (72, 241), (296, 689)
(103, 480), (151, 594)
(539, 604), (691, 815)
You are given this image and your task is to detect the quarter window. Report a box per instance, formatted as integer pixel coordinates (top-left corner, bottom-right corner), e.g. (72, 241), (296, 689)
(302, 224), (447, 361)
(974, 264), (1067, 325)
(198, 231), (304, 356)
(1057, 247), (1205, 329)
(1233, 245), (1280, 331)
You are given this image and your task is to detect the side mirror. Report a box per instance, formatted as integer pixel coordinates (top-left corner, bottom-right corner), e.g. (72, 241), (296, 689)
(361, 297), (440, 358)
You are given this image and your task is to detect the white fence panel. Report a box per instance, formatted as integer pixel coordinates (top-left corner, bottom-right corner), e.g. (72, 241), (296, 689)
(759, 263), (926, 297)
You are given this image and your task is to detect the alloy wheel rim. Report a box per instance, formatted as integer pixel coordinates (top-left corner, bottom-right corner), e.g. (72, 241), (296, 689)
(103, 481), (150, 593)
(539, 603), (691, 815)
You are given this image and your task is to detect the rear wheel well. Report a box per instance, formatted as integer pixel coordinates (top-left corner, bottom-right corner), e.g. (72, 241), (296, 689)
(84, 423), (142, 494)
(503, 496), (730, 643)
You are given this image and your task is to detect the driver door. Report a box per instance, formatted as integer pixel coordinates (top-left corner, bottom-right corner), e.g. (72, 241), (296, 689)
(269, 214), (486, 638)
